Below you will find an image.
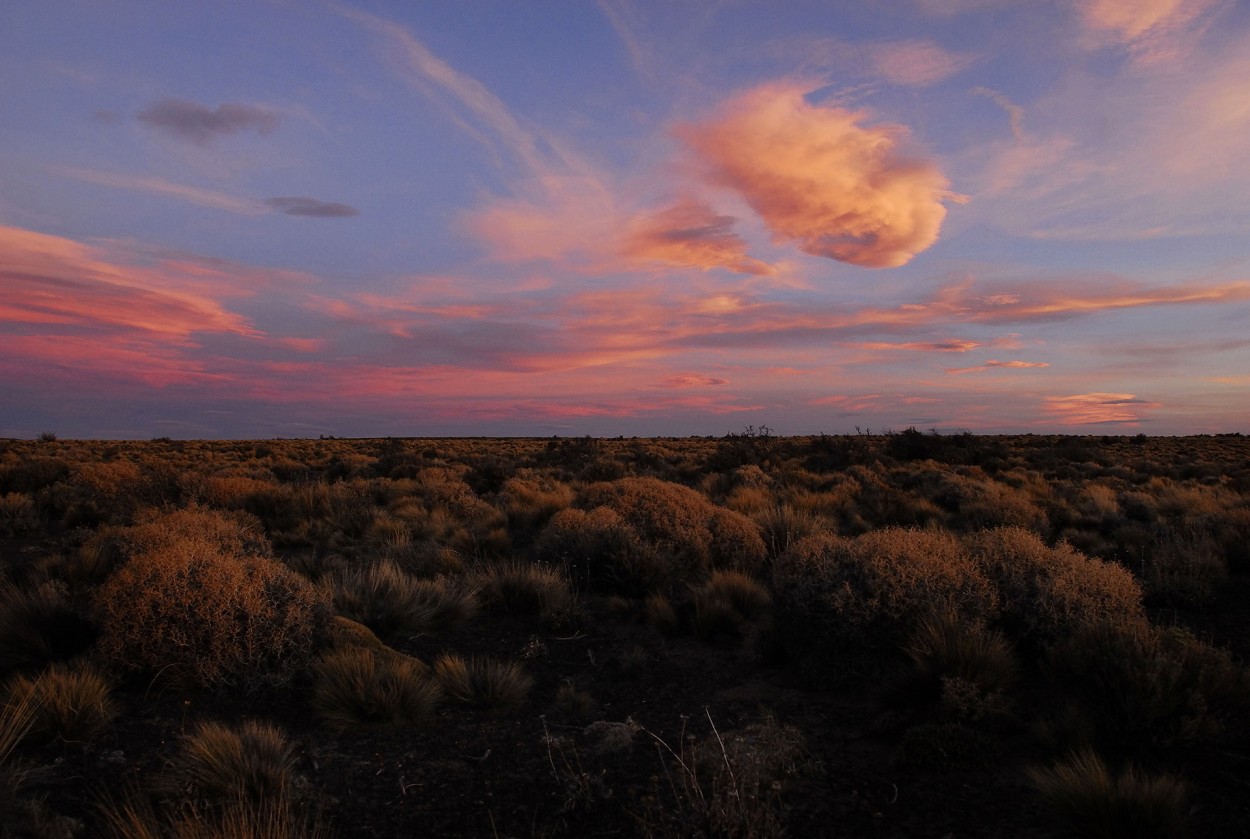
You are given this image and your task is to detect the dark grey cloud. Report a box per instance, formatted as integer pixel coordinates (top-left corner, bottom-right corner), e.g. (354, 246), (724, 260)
(265, 197), (360, 218)
(136, 98), (280, 144)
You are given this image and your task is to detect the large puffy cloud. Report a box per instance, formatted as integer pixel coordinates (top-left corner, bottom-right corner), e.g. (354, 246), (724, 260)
(678, 84), (956, 268)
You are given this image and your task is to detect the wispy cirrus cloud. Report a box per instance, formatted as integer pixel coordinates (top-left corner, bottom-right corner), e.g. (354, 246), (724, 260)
(678, 83), (959, 268)
(867, 39), (976, 86)
(59, 167), (263, 215)
(1077, 0), (1223, 63)
(58, 167), (358, 220)
(136, 98), (281, 144)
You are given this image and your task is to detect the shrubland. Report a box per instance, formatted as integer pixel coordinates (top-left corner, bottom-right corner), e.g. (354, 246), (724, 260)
(0, 431), (1247, 837)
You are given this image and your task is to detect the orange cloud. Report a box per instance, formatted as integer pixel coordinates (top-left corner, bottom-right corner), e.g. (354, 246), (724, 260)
(1043, 392), (1157, 425)
(946, 359), (1050, 374)
(678, 83), (957, 268)
(620, 199), (774, 275)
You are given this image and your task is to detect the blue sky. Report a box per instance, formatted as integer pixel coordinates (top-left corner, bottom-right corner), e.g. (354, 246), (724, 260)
(2, 0), (1248, 438)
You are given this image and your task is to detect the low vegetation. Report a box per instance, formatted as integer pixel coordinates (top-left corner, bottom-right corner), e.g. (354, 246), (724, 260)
(0, 431), (1247, 836)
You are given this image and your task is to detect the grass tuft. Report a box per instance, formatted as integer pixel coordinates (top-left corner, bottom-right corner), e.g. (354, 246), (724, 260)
(312, 647), (440, 730)
(433, 654), (533, 709)
(1028, 749), (1189, 839)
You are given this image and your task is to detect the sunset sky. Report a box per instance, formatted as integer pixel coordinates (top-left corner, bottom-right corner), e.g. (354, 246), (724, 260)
(3, 0), (1249, 438)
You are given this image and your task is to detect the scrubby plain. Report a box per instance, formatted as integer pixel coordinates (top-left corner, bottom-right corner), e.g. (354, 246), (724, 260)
(1, 431), (1248, 837)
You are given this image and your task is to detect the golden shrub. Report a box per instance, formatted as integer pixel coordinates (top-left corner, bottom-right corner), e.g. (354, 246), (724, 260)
(774, 528), (998, 659)
(964, 527), (1146, 650)
(94, 526), (326, 688)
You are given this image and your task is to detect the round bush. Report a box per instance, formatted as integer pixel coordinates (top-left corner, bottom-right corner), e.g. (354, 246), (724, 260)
(964, 527), (1146, 651)
(94, 538), (327, 689)
(574, 477), (766, 581)
(773, 528), (998, 671)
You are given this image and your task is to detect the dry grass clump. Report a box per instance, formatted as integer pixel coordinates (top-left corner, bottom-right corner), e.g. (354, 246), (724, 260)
(162, 720), (296, 806)
(472, 561), (572, 619)
(690, 570), (773, 642)
(0, 577), (96, 671)
(93, 511), (327, 688)
(1028, 749), (1189, 839)
(100, 791), (332, 839)
(312, 647), (440, 730)
(3, 664), (115, 744)
(964, 527), (1146, 652)
(102, 720), (329, 839)
(433, 654), (533, 709)
(325, 560), (477, 637)
(900, 611), (1018, 721)
(774, 528), (997, 673)
(753, 503), (829, 557)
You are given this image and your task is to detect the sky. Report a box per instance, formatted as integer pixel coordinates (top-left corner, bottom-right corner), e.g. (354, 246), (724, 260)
(2, 0), (1249, 439)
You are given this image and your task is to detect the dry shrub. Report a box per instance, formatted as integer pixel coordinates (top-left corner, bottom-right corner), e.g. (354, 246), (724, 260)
(472, 561), (572, 619)
(3, 664), (115, 744)
(0, 493), (38, 537)
(433, 654), (533, 709)
(325, 560), (476, 637)
(121, 505), (272, 561)
(93, 517), (326, 688)
(1028, 749), (1188, 839)
(964, 527), (1146, 652)
(707, 507), (769, 572)
(499, 474), (575, 534)
(312, 647), (440, 730)
(774, 528), (997, 673)
(1045, 621), (1250, 751)
(535, 506), (663, 595)
(578, 477), (767, 577)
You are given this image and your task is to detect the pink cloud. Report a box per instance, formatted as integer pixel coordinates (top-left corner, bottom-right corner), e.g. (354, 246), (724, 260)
(1078, 0), (1220, 62)
(0, 225), (259, 339)
(1043, 392), (1158, 426)
(678, 83), (957, 268)
(620, 199), (774, 275)
(946, 359), (1050, 374)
